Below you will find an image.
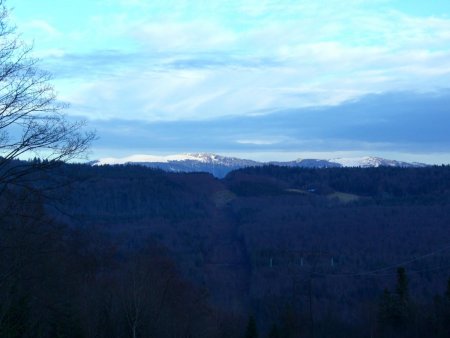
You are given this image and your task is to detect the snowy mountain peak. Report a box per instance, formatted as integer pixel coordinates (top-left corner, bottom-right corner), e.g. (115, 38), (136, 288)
(93, 154), (428, 177)
(94, 153), (203, 166)
(92, 153), (260, 177)
(183, 153), (243, 163)
(328, 156), (422, 168)
(94, 153), (255, 166)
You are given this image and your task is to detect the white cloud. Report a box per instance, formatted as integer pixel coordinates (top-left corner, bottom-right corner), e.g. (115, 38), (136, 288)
(33, 48), (66, 58)
(134, 21), (236, 52)
(24, 19), (61, 37)
(236, 139), (283, 145)
(30, 0), (450, 122)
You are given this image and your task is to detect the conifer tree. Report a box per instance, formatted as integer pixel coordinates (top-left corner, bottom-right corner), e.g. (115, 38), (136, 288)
(377, 268), (412, 336)
(445, 278), (450, 301)
(378, 288), (394, 328)
(394, 267), (411, 328)
(268, 324), (280, 338)
(396, 267), (409, 303)
(442, 278), (450, 336)
(245, 315), (258, 338)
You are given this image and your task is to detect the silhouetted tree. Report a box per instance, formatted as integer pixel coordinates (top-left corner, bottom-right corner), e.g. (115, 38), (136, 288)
(396, 267), (409, 303)
(394, 267), (411, 330)
(440, 278), (450, 337)
(268, 324), (281, 338)
(377, 268), (413, 337)
(245, 315), (258, 338)
(378, 288), (394, 335)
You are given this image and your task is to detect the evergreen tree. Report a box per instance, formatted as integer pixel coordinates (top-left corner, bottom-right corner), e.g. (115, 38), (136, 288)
(377, 268), (413, 336)
(0, 295), (30, 338)
(268, 324), (280, 338)
(393, 267), (411, 329)
(279, 304), (300, 338)
(442, 278), (450, 337)
(245, 315), (258, 338)
(396, 267), (409, 302)
(445, 278), (450, 301)
(378, 288), (394, 328)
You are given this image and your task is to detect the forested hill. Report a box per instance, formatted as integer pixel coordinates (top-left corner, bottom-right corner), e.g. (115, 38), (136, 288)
(48, 163), (450, 229)
(3, 163), (450, 337)
(226, 164), (450, 203)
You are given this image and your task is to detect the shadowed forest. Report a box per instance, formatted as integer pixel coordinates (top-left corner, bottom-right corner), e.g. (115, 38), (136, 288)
(1, 163), (450, 337)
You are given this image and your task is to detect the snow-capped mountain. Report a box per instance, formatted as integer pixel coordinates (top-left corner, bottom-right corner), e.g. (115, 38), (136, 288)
(93, 153), (260, 178)
(328, 156), (427, 168)
(93, 154), (428, 177)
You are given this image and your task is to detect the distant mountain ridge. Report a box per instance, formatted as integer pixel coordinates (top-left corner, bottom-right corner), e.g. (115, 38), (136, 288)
(328, 156), (427, 168)
(93, 153), (428, 178)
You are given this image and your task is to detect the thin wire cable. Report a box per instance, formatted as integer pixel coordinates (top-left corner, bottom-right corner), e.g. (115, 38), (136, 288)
(359, 263), (450, 278)
(313, 243), (450, 277)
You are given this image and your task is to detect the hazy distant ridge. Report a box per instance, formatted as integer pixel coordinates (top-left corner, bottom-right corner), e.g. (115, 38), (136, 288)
(93, 153), (428, 178)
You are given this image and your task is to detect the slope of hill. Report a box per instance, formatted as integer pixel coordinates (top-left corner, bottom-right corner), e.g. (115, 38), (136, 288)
(9, 162), (448, 337)
(52, 164), (450, 328)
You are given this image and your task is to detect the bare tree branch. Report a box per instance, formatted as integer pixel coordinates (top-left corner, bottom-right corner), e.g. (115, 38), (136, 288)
(0, 1), (95, 190)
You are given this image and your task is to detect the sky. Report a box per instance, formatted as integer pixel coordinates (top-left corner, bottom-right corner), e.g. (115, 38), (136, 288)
(10, 0), (450, 163)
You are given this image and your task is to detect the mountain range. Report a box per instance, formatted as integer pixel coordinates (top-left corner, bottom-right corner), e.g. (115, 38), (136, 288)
(93, 153), (428, 178)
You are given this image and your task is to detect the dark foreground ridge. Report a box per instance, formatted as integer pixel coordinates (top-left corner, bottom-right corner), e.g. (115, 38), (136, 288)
(2, 163), (450, 337)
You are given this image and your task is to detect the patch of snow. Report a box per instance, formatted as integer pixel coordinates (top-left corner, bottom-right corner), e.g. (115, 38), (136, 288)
(93, 154), (427, 172)
(329, 156), (413, 168)
(329, 156), (381, 167)
(94, 153), (214, 165)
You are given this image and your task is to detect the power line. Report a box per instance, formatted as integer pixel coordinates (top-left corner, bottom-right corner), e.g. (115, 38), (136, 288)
(315, 243), (450, 278)
(261, 243), (450, 278)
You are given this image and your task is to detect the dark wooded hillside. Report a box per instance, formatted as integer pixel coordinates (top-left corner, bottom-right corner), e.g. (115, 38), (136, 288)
(2, 163), (450, 337)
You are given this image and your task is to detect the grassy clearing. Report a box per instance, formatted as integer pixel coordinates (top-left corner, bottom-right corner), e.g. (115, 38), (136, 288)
(327, 191), (360, 203)
(284, 188), (309, 194)
(213, 189), (236, 207)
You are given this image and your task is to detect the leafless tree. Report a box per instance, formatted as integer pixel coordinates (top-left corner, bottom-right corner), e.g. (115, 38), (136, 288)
(0, 0), (94, 189)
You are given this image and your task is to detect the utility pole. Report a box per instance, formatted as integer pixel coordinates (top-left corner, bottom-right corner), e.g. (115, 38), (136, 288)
(262, 249), (335, 338)
(308, 272), (314, 338)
